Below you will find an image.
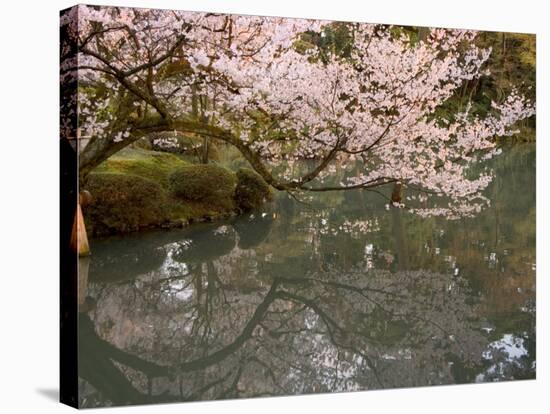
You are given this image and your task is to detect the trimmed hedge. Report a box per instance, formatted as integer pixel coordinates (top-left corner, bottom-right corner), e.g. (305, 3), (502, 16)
(84, 172), (169, 236)
(169, 164), (237, 209)
(234, 168), (273, 211)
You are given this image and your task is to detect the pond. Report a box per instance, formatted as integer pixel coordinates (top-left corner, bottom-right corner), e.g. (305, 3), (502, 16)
(77, 144), (536, 407)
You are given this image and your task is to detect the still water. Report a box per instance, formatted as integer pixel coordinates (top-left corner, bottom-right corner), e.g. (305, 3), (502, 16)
(78, 145), (535, 407)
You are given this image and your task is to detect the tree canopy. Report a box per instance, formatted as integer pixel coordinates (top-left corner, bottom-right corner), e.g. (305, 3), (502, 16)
(60, 5), (535, 218)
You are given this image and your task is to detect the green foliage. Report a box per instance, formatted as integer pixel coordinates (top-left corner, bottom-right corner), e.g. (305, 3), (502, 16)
(433, 31), (536, 141)
(169, 164), (237, 210)
(296, 22), (354, 63)
(477, 32), (535, 100)
(84, 172), (170, 236)
(297, 23), (535, 141)
(234, 168), (273, 211)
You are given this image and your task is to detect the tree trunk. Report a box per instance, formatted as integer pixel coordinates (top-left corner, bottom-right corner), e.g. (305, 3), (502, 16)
(391, 182), (403, 203)
(79, 133), (144, 185)
(201, 136), (209, 164)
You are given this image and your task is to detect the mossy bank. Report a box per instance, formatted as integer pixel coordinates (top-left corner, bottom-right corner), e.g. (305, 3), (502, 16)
(82, 147), (272, 237)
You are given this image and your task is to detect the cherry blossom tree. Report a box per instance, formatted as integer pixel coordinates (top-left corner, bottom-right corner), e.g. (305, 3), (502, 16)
(61, 5), (535, 218)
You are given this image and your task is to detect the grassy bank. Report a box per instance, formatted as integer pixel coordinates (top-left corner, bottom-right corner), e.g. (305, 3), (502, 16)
(83, 147), (271, 237)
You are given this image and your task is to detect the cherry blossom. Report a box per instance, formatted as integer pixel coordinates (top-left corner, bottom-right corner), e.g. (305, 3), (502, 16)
(61, 5), (535, 218)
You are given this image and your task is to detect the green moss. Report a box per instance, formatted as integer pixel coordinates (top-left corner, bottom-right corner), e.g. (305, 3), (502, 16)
(169, 164), (237, 210)
(131, 137), (153, 151)
(234, 168), (273, 211)
(83, 172), (170, 236)
(95, 147), (188, 188)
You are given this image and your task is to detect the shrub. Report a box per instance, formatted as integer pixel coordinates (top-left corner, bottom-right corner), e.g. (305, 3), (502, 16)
(234, 168), (273, 211)
(169, 164), (237, 209)
(83, 172), (169, 236)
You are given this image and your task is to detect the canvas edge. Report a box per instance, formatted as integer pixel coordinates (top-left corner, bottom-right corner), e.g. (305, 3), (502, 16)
(60, 4), (80, 409)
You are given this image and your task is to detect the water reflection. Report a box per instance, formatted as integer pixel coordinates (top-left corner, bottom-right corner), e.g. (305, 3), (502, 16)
(78, 145), (535, 407)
